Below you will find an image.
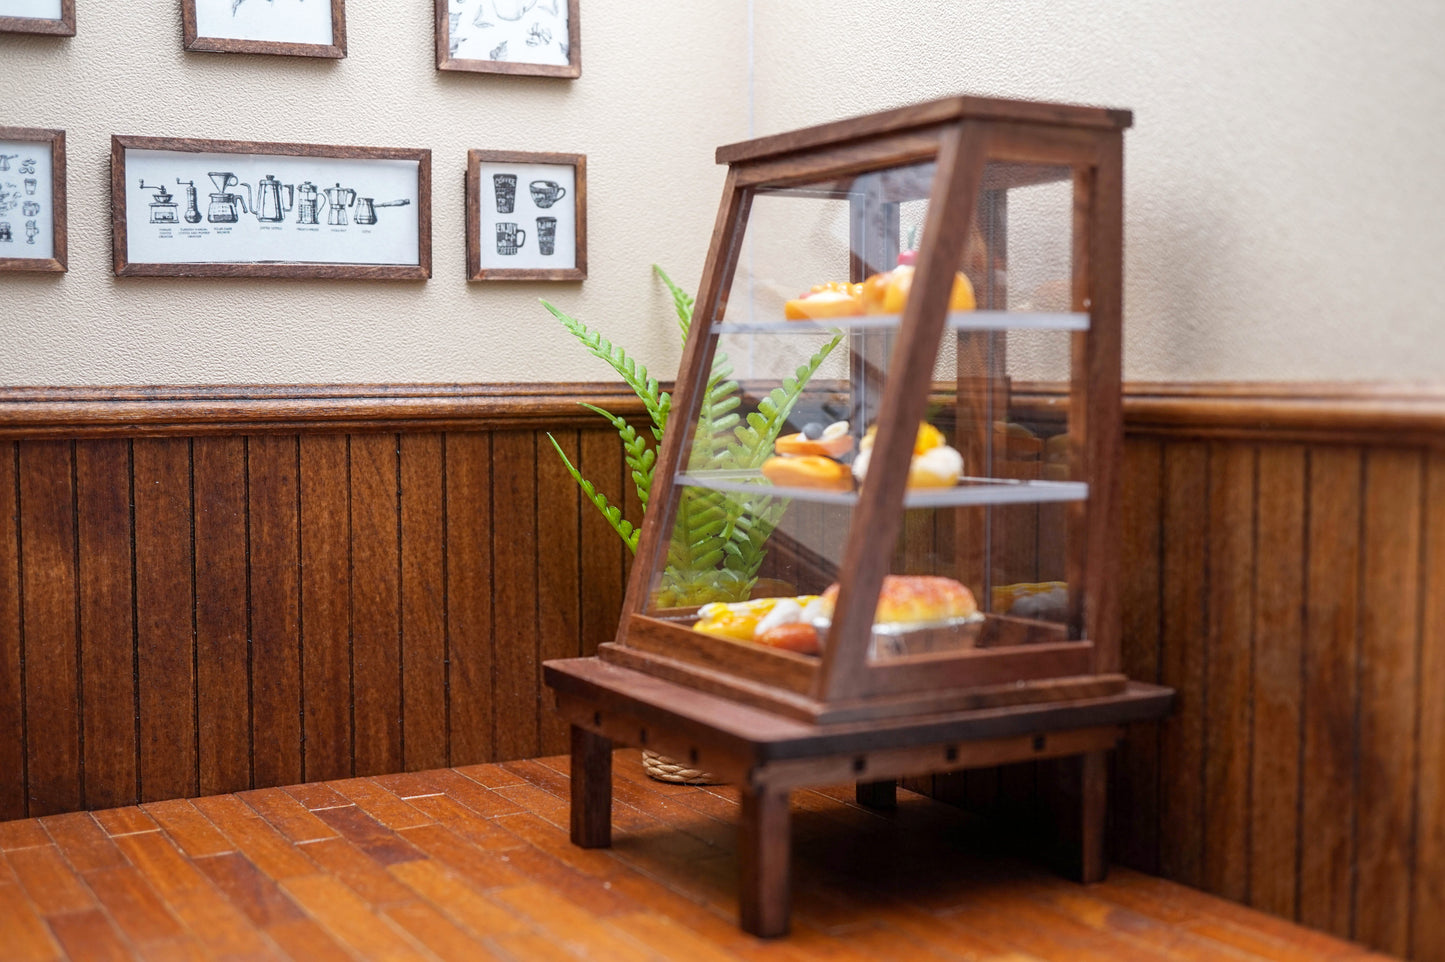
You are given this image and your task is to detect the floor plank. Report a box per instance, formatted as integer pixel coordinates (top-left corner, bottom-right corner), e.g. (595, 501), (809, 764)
(0, 751), (1395, 962)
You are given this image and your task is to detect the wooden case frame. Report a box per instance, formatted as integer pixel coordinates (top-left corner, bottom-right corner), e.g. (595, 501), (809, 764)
(435, 0), (579, 78)
(0, 0), (74, 36)
(0, 126), (66, 274)
(111, 135), (431, 280)
(465, 149), (586, 281)
(181, 0), (347, 59)
(600, 97), (1132, 724)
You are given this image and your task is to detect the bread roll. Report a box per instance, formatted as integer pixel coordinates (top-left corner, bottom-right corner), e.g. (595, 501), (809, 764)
(820, 575), (977, 627)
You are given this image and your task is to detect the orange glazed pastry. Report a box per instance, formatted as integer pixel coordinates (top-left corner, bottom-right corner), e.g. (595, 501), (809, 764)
(784, 282), (864, 320)
(774, 420), (853, 458)
(860, 265), (976, 315)
(760, 455), (852, 490)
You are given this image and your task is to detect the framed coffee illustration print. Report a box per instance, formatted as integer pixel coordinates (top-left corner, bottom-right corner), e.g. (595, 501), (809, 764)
(111, 135), (430, 280)
(0, 0), (75, 36)
(466, 149), (585, 281)
(437, 0), (579, 78)
(0, 126), (66, 274)
(182, 0), (346, 58)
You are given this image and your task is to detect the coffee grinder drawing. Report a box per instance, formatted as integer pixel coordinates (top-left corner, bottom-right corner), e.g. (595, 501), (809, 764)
(139, 180), (180, 224)
(177, 179), (204, 223)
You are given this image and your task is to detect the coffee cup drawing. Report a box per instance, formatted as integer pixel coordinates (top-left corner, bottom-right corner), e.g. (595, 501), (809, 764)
(529, 180), (566, 209)
(536, 216), (557, 255)
(496, 222), (526, 255)
(493, 174), (518, 214)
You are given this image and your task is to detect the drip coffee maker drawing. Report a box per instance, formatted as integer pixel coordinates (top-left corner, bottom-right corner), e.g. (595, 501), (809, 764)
(496, 222), (526, 254)
(322, 183), (356, 225)
(294, 181), (325, 225)
(493, 173), (517, 213)
(139, 180), (180, 224)
(177, 179), (203, 223)
(536, 216), (556, 255)
(252, 174), (295, 222)
(529, 179), (566, 208)
(206, 171), (250, 223)
(353, 197), (410, 226)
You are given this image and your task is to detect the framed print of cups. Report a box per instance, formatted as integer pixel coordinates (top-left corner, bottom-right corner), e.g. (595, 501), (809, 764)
(466, 149), (585, 281)
(436, 0), (579, 78)
(0, 0), (75, 36)
(182, 0), (346, 58)
(0, 127), (66, 274)
(111, 135), (431, 280)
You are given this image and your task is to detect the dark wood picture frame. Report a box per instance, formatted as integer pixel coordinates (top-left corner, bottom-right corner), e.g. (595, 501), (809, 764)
(466, 149), (586, 282)
(181, 0), (346, 58)
(436, 0), (579, 78)
(0, 126), (67, 274)
(0, 0), (75, 36)
(111, 135), (431, 280)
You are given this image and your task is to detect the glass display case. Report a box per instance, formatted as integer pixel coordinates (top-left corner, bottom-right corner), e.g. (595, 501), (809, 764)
(603, 98), (1131, 723)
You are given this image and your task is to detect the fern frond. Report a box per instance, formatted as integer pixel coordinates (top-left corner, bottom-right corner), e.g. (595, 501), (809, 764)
(576, 403), (655, 514)
(541, 300), (668, 441)
(653, 264), (695, 340)
(545, 433), (639, 553)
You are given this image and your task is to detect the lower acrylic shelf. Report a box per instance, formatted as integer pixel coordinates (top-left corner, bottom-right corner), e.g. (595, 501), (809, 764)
(675, 470), (1088, 507)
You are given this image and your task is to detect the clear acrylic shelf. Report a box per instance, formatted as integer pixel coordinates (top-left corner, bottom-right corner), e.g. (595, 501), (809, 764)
(675, 470), (1088, 508)
(715, 310), (1089, 336)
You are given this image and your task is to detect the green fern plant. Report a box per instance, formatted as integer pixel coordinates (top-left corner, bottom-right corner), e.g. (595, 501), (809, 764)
(545, 265), (841, 607)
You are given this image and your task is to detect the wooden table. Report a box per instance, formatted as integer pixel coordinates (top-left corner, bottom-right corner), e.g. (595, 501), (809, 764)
(544, 656), (1174, 937)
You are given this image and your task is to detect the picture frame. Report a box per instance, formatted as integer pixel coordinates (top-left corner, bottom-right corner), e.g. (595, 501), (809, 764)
(0, 126), (66, 274)
(436, 0), (579, 78)
(0, 0), (75, 36)
(182, 0), (346, 59)
(466, 149), (585, 282)
(111, 135), (431, 280)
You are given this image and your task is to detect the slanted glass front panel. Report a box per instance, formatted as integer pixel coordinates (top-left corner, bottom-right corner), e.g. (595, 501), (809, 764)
(643, 155), (1084, 670)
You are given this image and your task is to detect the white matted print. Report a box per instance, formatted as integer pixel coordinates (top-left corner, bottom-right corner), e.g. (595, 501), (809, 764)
(0, 0), (61, 18)
(0, 127), (65, 273)
(0, 0), (74, 35)
(467, 150), (584, 281)
(438, 0), (578, 77)
(112, 136), (430, 280)
(184, 0), (344, 57)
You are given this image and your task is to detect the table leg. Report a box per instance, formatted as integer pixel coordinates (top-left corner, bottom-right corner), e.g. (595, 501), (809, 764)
(739, 784), (791, 937)
(855, 778), (897, 809)
(1078, 749), (1108, 884)
(570, 725), (612, 849)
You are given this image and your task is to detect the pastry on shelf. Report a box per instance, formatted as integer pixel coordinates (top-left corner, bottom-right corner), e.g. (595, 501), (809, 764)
(774, 420), (854, 458)
(860, 253), (976, 315)
(817, 574), (978, 628)
(993, 581), (1068, 622)
(784, 281), (864, 320)
(692, 594), (830, 655)
(761, 454), (852, 490)
(850, 421), (965, 489)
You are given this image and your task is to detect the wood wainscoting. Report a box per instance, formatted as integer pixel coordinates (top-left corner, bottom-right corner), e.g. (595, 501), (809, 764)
(1, 380), (1442, 959)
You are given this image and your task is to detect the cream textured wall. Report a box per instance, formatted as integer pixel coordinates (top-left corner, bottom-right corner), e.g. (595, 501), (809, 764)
(750, 0), (1445, 382)
(0, 0), (747, 384)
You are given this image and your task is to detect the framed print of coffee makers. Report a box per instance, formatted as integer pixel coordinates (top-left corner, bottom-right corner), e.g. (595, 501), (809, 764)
(0, 127), (66, 273)
(0, 0), (75, 36)
(182, 0), (346, 59)
(437, 0), (579, 78)
(111, 135), (431, 280)
(466, 149), (585, 281)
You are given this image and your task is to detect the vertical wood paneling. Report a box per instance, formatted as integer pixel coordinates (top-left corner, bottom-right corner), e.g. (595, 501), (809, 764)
(350, 433), (402, 777)
(248, 436), (301, 789)
(444, 432), (493, 765)
(193, 437), (250, 797)
(75, 441), (137, 810)
(1299, 445), (1362, 939)
(0, 444), (25, 820)
(19, 441), (81, 817)
(1354, 448), (1422, 957)
(299, 435), (352, 782)
(1203, 442), (1255, 902)
(1415, 451), (1445, 962)
(536, 429), (580, 757)
(577, 428), (625, 657)
(1113, 438), (1162, 873)
(132, 438), (195, 804)
(491, 431), (539, 761)
(400, 434), (447, 771)
(1157, 441), (1208, 888)
(1248, 445), (1306, 919)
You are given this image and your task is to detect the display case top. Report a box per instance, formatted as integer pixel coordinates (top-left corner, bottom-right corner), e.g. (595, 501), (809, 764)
(716, 94), (1133, 166)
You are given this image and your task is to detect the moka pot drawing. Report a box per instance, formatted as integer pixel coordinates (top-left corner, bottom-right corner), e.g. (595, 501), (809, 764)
(322, 183), (356, 226)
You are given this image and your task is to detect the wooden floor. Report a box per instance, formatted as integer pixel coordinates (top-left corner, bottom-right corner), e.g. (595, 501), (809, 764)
(0, 752), (1394, 962)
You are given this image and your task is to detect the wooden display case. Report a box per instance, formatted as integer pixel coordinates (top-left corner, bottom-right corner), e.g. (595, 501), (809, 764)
(545, 94), (1173, 937)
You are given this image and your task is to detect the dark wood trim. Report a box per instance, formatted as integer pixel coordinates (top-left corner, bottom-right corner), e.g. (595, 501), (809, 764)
(110, 135), (430, 280)
(181, 0), (347, 58)
(435, 0), (580, 77)
(0, 126), (66, 273)
(465, 149), (586, 282)
(0, 0), (74, 35)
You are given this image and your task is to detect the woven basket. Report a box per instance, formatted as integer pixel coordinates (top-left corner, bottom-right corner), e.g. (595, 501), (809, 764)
(641, 750), (725, 785)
